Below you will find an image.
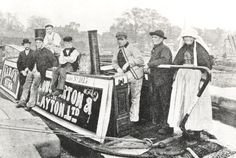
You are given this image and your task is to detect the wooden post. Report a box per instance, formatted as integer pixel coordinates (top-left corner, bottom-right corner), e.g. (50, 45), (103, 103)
(88, 30), (100, 75)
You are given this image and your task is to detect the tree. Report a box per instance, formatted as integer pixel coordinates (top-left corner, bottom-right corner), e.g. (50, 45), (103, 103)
(55, 22), (80, 37)
(25, 16), (50, 37)
(0, 11), (7, 33)
(65, 22), (80, 31)
(108, 8), (178, 52)
(27, 16), (50, 29)
(201, 28), (226, 56)
(5, 13), (24, 31)
(0, 12), (24, 37)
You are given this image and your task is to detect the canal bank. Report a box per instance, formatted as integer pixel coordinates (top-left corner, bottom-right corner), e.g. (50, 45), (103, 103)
(210, 85), (236, 128)
(0, 96), (60, 158)
(209, 85), (236, 150)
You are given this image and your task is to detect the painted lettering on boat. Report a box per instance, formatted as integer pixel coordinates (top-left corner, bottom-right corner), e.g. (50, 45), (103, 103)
(71, 75), (88, 84)
(0, 63), (19, 94)
(2, 65), (18, 84)
(36, 79), (103, 132)
(3, 78), (14, 91)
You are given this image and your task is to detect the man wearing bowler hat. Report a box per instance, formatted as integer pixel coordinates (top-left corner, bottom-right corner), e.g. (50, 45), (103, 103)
(16, 39), (34, 102)
(17, 37), (57, 111)
(145, 30), (173, 135)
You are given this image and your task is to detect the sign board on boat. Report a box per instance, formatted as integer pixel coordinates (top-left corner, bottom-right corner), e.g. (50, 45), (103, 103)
(0, 58), (19, 99)
(34, 70), (113, 143)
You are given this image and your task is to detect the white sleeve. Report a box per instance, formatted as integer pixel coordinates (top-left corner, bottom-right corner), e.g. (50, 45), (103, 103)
(43, 34), (49, 45)
(59, 50), (67, 64)
(53, 33), (61, 46)
(64, 49), (80, 63)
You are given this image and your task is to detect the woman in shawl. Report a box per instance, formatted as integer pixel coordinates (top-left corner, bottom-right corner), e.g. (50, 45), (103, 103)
(167, 28), (213, 139)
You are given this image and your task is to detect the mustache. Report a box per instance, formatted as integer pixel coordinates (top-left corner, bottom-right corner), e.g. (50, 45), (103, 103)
(25, 47), (30, 50)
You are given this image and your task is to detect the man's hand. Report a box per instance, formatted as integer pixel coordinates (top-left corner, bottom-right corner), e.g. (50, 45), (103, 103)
(122, 62), (130, 72)
(52, 67), (57, 71)
(63, 56), (70, 63)
(144, 68), (150, 74)
(47, 41), (53, 45)
(21, 70), (27, 76)
(143, 64), (150, 74)
(117, 68), (124, 74)
(144, 63), (149, 69)
(24, 68), (29, 73)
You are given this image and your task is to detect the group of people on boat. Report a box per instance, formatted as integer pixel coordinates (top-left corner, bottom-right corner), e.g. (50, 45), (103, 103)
(14, 23), (213, 140)
(112, 27), (213, 140)
(16, 24), (81, 111)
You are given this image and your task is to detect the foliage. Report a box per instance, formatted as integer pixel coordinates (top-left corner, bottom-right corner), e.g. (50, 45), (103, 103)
(55, 22), (80, 37)
(102, 8), (226, 55)
(104, 8), (182, 52)
(27, 15), (50, 29)
(0, 8), (229, 56)
(0, 12), (25, 37)
(24, 16), (51, 37)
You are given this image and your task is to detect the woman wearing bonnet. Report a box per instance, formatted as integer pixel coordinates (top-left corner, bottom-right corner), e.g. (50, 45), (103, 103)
(167, 28), (213, 140)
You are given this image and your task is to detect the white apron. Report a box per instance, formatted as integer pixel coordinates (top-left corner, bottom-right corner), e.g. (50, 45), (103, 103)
(167, 68), (212, 131)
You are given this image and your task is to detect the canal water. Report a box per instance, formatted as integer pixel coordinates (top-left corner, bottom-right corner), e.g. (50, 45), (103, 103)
(60, 135), (104, 158)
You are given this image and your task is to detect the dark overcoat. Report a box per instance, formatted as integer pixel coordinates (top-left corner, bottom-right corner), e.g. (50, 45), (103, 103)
(27, 47), (57, 80)
(148, 42), (173, 86)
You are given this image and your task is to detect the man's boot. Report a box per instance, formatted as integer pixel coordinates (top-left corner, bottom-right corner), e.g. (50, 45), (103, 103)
(16, 101), (26, 108)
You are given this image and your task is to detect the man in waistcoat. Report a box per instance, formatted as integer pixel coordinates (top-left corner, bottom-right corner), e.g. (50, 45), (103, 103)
(50, 36), (80, 96)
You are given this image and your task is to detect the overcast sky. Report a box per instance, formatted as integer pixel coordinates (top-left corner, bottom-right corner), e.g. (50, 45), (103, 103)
(0, 0), (236, 33)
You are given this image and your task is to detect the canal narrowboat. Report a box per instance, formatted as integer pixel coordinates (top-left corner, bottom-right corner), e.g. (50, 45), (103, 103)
(0, 31), (235, 158)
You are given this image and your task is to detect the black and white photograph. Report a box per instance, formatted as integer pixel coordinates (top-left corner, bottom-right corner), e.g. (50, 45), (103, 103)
(0, 0), (236, 157)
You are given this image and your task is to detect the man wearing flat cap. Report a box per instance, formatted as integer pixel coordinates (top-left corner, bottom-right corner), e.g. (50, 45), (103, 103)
(16, 39), (34, 102)
(112, 32), (144, 123)
(44, 24), (62, 64)
(17, 37), (57, 111)
(145, 30), (173, 135)
(49, 36), (80, 96)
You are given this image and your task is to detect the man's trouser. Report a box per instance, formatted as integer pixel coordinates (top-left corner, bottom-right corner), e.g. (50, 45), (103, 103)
(47, 45), (61, 67)
(151, 82), (172, 127)
(20, 71), (41, 108)
(51, 64), (73, 91)
(126, 71), (143, 122)
(17, 74), (26, 100)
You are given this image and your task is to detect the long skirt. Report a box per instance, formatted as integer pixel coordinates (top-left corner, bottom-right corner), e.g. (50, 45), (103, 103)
(167, 69), (212, 131)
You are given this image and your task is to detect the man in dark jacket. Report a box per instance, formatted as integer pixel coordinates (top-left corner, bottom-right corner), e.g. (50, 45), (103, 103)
(17, 37), (57, 111)
(145, 30), (173, 135)
(16, 39), (34, 101)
